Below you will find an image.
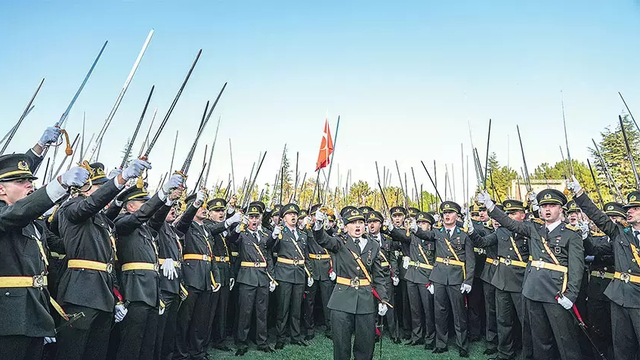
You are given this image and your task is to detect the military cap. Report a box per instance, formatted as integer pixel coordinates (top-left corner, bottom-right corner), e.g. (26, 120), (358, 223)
(310, 203), (322, 213)
(246, 203), (263, 216)
(280, 203), (300, 217)
(87, 162), (109, 185)
(537, 189), (567, 206)
(470, 203), (480, 216)
(299, 209), (308, 218)
(250, 201), (266, 213)
(503, 199), (525, 213)
(408, 207), (420, 218)
(340, 206), (358, 219)
(390, 206), (407, 216)
(476, 203), (487, 212)
(120, 185), (150, 203)
(366, 210), (384, 223)
(624, 191), (640, 209)
(0, 154), (37, 182)
(440, 201), (461, 214)
(603, 202), (625, 217)
(343, 208), (365, 224)
(207, 198), (226, 211)
(271, 203), (282, 214)
(416, 211), (435, 225)
(328, 213), (336, 222)
(359, 206), (374, 215)
(565, 199), (581, 213)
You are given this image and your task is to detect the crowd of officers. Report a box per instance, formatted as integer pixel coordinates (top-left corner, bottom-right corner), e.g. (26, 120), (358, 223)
(1, 127), (640, 360)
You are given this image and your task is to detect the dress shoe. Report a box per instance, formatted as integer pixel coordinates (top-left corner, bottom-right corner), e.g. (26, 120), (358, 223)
(392, 337), (402, 344)
(291, 340), (309, 347)
(258, 345), (275, 353)
(459, 349), (470, 358)
(432, 347), (448, 354)
(274, 342), (285, 350)
(484, 348), (497, 355)
(405, 339), (425, 346)
(424, 343), (434, 350)
(235, 348), (247, 356)
(214, 345), (232, 352)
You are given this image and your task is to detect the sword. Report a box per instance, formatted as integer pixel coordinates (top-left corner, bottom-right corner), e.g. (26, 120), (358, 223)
(556, 293), (608, 360)
(54, 312), (85, 334)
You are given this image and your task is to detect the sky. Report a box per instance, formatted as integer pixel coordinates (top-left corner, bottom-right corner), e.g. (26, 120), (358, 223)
(2, 1), (640, 204)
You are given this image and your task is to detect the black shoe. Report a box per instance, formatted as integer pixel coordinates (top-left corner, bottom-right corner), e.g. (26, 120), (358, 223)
(291, 340), (309, 347)
(235, 348), (247, 356)
(405, 339), (425, 346)
(258, 345), (275, 353)
(214, 344), (232, 352)
(432, 347), (448, 354)
(392, 337), (402, 344)
(274, 342), (285, 350)
(325, 332), (332, 340)
(424, 343), (434, 350)
(484, 348), (497, 355)
(304, 334), (315, 341)
(459, 349), (470, 358)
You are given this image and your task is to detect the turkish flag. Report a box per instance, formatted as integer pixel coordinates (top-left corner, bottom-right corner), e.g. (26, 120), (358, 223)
(315, 119), (333, 171)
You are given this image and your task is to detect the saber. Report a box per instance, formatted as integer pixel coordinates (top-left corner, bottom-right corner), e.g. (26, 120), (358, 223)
(377, 182), (391, 215)
(411, 167), (419, 207)
(229, 139), (236, 194)
(203, 115), (223, 188)
(395, 160), (409, 208)
(516, 125), (533, 192)
(137, 108), (157, 158)
(0, 78), (44, 155)
(295, 172), (307, 204)
(483, 118), (492, 189)
(561, 98), (575, 177)
(420, 160), (443, 203)
(592, 138), (623, 202)
(1, 105), (34, 146)
(120, 85), (155, 169)
(290, 151), (299, 203)
(587, 159), (606, 209)
(168, 131), (178, 173)
(241, 152), (267, 209)
(180, 100), (209, 176)
(619, 92), (640, 134)
(54, 312), (86, 334)
(619, 115), (640, 189)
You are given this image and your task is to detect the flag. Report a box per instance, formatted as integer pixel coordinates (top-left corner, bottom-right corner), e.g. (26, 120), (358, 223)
(315, 119), (333, 171)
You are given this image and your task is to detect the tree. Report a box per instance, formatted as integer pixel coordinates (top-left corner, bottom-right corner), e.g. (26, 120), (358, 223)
(486, 152), (518, 203)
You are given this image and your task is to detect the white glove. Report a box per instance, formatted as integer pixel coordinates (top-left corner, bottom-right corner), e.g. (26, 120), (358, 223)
(163, 174), (184, 194)
(402, 257), (410, 269)
(378, 303), (388, 316)
(383, 218), (393, 230)
(476, 190), (494, 209)
(315, 210), (326, 223)
(38, 126), (61, 146)
(159, 305), (165, 315)
(528, 191), (539, 206)
(44, 336), (56, 345)
(307, 277), (314, 287)
(566, 176), (582, 194)
(460, 283), (472, 294)
(557, 295), (573, 310)
(409, 219), (417, 232)
(212, 283), (221, 293)
(427, 283), (434, 295)
(122, 159), (152, 181)
(108, 168), (122, 179)
(161, 259), (177, 280)
(585, 255), (595, 262)
(392, 275), (399, 286)
(229, 278), (235, 291)
(193, 189), (206, 208)
(114, 303), (128, 323)
(579, 221), (590, 240)
(242, 215), (250, 225)
(329, 271), (337, 281)
(225, 212), (242, 227)
(269, 281), (277, 292)
(467, 217), (475, 235)
(302, 216), (310, 228)
(272, 226), (282, 239)
(59, 166), (90, 187)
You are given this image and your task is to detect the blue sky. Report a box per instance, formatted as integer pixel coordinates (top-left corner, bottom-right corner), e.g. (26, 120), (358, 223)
(2, 1), (640, 203)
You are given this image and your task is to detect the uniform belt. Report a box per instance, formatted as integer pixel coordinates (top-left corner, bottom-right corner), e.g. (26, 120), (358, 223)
(336, 276), (371, 289)
(435, 256), (464, 267)
(240, 261), (267, 268)
(183, 254), (212, 261)
(277, 257), (305, 266)
(50, 252), (66, 260)
(231, 251), (239, 257)
(474, 247), (486, 255)
(0, 275), (48, 288)
(214, 256), (230, 263)
(68, 259), (113, 273)
(486, 258), (499, 266)
(409, 260), (434, 270)
(158, 259), (182, 268)
(381, 261), (390, 267)
(530, 260), (567, 273)
(499, 257), (527, 268)
(309, 253), (331, 260)
(591, 270), (614, 280)
(614, 271), (640, 284)
(121, 262), (159, 272)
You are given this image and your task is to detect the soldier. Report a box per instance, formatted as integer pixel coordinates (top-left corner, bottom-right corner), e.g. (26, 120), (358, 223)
(366, 210), (400, 343)
(229, 204), (277, 356)
(569, 178), (637, 360)
(388, 206), (412, 340)
(0, 152), (87, 360)
(313, 208), (390, 360)
(54, 160), (150, 360)
(468, 203), (492, 345)
(477, 189), (584, 360)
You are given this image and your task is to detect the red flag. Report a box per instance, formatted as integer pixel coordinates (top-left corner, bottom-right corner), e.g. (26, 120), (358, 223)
(315, 119), (333, 171)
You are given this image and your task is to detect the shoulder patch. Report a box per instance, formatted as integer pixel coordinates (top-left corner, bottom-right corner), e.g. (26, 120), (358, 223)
(590, 230), (606, 237)
(531, 218), (545, 225)
(565, 224), (580, 232)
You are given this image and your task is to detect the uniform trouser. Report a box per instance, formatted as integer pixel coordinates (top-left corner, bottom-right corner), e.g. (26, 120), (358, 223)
(377, 280), (399, 340)
(276, 281), (305, 343)
(483, 281), (498, 351)
(525, 298), (581, 360)
(0, 335), (44, 360)
(116, 302), (158, 360)
(304, 278), (334, 336)
(406, 281), (435, 345)
(236, 283), (269, 348)
(401, 279), (411, 337)
(611, 302), (640, 360)
(331, 310), (376, 360)
(210, 284), (230, 347)
(174, 287), (210, 360)
(55, 305), (112, 360)
(154, 292), (180, 360)
(203, 289), (221, 350)
(467, 277), (484, 339)
(587, 282), (612, 358)
(434, 283), (468, 351)
(495, 289), (532, 359)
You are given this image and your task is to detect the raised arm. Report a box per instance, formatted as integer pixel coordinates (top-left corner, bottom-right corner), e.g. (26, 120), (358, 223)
(573, 192), (618, 238)
(63, 179), (123, 224)
(488, 205), (533, 238)
(313, 227), (342, 253)
(470, 231), (498, 248)
(114, 193), (165, 236)
(175, 203), (198, 234)
(0, 182), (65, 232)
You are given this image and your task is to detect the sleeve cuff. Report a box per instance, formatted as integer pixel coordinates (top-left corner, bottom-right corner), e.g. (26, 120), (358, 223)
(114, 177), (125, 190)
(46, 179), (68, 203)
(157, 190), (168, 202)
(30, 148), (43, 158)
(165, 199), (175, 206)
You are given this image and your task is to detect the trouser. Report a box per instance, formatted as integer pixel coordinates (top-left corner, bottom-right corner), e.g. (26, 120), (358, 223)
(304, 278), (334, 336)
(434, 282), (468, 351)
(406, 281), (435, 346)
(155, 292), (180, 360)
(587, 280), (612, 359)
(467, 277), (484, 340)
(276, 281), (305, 343)
(376, 280), (399, 340)
(495, 289), (532, 359)
(611, 302), (640, 360)
(401, 279), (411, 337)
(55, 305), (113, 360)
(236, 283), (269, 348)
(525, 298), (581, 360)
(210, 284), (230, 347)
(203, 289), (220, 350)
(331, 310), (376, 360)
(174, 287), (211, 360)
(483, 281), (498, 351)
(0, 335), (44, 360)
(116, 302), (158, 360)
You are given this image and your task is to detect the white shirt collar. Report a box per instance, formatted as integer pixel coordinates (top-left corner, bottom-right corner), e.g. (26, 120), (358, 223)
(546, 220), (562, 233)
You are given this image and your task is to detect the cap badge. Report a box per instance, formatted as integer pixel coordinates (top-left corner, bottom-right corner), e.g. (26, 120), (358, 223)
(17, 160), (29, 171)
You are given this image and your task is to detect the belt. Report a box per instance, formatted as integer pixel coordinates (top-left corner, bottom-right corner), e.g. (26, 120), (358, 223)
(614, 271), (640, 284)
(499, 257), (527, 268)
(381, 261), (390, 267)
(486, 258), (499, 266)
(183, 254), (212, 261)
(591, 270), (614, 280)
(409, 261), (434, 270)
(309, 253), (331, 260)
(214, 256), (230, 263)
(277, 257), (305, 266)
(50, 252), (66, 260)
(68, 259), (113, 273)
(240, 261), (267, 268)
(474, 247), (486, 255)
(530, 260), (567, 273)
(0, 275), (48, 288)
(435, 256), (464, 267)
(158, 259), (181, 268)
(336, 276), (370, 289)
(121, 262), (158, 272)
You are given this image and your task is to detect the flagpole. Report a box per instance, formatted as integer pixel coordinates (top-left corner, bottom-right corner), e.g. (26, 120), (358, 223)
(323, 115), (340, 203)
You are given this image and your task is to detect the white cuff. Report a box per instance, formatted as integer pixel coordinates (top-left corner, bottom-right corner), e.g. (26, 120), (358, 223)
(46, 179), (68, 203)
(165, 199), (175, 206)
(157, 190), (168, 202)
(115, 200), (123, 207)
(227, 207), (235, 214)
(30, 148), (43, 158)
(114, 177), (125, 190)
(313, 221), (323, 231)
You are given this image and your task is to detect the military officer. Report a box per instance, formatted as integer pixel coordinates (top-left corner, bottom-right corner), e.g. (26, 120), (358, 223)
(389, 206), (412, 340)
(468, 203), (492, 345)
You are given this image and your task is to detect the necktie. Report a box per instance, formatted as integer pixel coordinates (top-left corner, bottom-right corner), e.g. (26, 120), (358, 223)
(634, 231), (640, 246)
(448, 229), (452, 238)
(355, 238), (360, 246)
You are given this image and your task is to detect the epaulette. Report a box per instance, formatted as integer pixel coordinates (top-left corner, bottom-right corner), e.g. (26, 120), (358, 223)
(433, 223), (443, 229)
(590, 230), (606, 237)
(620, 220), (630, 228)
(458, 227), (468, 234)
(531, 218), (545, 225)
(565, 224), (580, 232)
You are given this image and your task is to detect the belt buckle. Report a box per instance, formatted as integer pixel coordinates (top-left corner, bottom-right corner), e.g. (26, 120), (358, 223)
(534, 261), (542, 270)
(202, 254), (208, 261)
(443, 258), (450, 266)
(254, 261), (261, 268)
(175, 261), (182, 269)
(597, 270), (605, 279)
(293, 259), (300, 266)
(32, 274), (45, 288)
(220, 256), (226, 262)
(492, 259), (499, 266)
(504, 258), (512, 266)
(106, 263), (114, 274)
(154, 263), (160, 272)
(621, 273), (631, 283)
(350, 277), (360, 290)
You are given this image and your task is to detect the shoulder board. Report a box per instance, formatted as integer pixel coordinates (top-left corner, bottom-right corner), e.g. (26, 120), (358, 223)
(531, 218), (545, 225)
(620, 220), (630, 228)
(590, 230), (606, 237)
(565, 224), (580, 232)
(458, 227), (467, 234)
(433, 224), (443, 229)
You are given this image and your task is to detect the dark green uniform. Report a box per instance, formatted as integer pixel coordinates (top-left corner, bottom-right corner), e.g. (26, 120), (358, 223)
(304, 224), (335, 339)
(369, 231), (400, 342)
